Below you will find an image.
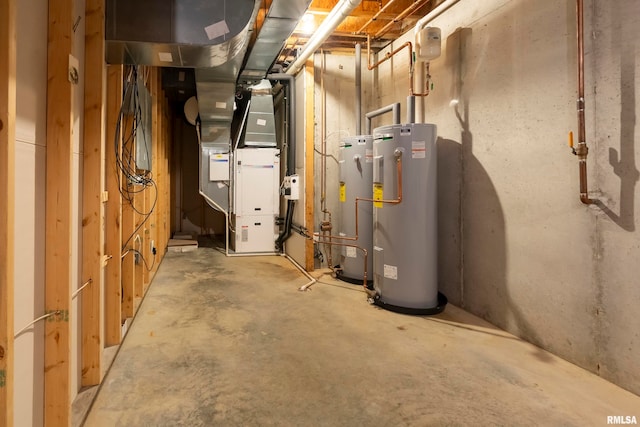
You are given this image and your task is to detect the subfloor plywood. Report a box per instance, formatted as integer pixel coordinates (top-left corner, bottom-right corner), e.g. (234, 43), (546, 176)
(83, 249), (640, 426)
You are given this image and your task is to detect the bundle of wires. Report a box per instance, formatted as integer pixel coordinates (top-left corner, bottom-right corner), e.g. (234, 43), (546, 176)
(115, 65), (158, 272)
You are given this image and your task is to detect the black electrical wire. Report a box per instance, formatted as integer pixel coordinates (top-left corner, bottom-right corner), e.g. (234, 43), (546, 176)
(126, 248), (157, 272)
(112, 65), (159, 253)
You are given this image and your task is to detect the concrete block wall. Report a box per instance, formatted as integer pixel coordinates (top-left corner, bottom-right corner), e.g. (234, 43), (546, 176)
(364, 0), (639, 395)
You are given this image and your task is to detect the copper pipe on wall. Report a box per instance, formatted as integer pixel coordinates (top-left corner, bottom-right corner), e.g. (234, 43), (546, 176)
(356, 0), (401, 34)
(575, 0), (593, 205)
(366, 36), (432, 98)
(413, 62), (431, 96)
(367, 36), (413, 96)
(310, 238), (369, 290)
(319, 153), (403, 242)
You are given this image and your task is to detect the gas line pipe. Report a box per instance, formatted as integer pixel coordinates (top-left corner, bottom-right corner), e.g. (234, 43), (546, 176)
(569, 0), (594, 205)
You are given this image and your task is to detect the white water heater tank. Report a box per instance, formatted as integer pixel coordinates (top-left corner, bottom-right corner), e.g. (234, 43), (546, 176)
(416, 27), (441, 61)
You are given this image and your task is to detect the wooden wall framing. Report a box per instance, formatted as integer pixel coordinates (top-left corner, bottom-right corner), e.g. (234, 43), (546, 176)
(304, 60), (315, 271)
(0, 0), (16, 425)
(45, 0), (74, 423)
(81, 0), (106, 387)
(105, 65), (124, 346)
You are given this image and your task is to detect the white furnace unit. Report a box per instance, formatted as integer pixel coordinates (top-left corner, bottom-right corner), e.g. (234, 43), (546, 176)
(231, 147), (279, 253)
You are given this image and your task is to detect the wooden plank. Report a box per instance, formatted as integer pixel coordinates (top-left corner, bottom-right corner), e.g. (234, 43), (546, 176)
(121, 185), (135, 319)
(0, 0), (16, 424)
(45, 0), (74, 423)
(141, 70), (151, 291)
(304, 59), (315, 271)
(80, 0), (105, 386)
(120, 108), (136, 319)
(105, 65), (123, 345)
(149, 69), (160, 280)
(134, 187), (145, 299)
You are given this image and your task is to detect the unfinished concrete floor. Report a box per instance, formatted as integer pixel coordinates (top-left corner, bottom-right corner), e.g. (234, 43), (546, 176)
(83, 248), (640, 426)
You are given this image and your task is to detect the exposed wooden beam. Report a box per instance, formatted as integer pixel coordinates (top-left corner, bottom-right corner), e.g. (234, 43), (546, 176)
(45, 0), (74, 423)
(0, 0), (16, 425)
(105, 65), (123, 346)
(81, 0), (106, 386)
(304, 59), (315, 271)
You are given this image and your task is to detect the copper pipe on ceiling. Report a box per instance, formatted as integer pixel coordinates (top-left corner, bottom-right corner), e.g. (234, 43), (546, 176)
(356, 0), (402, 34)
(574, 0), (593, 205)
(374, 0), (432, 39)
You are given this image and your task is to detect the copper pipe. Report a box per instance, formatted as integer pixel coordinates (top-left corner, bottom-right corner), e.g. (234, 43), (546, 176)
(367, 37), (413, 96)
(575, 0), (592, 204)
(320, 152), (403, 242)
(374, 0), (432, 39)
(356, 0), (401, 34)
(312, 238), (369, 290)
(413, 62), (431, 97)
(366, 37), (431, 98)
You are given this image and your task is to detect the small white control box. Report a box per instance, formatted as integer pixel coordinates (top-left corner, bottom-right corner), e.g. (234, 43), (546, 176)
(282, 175), (300, 200)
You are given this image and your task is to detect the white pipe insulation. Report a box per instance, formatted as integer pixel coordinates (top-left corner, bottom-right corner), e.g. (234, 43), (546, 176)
(414, 0), (460, 35)
(286, 0), (363, 76)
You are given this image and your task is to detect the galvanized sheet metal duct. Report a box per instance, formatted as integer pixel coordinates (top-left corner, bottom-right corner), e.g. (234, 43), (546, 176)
(240, 0), (313, 83)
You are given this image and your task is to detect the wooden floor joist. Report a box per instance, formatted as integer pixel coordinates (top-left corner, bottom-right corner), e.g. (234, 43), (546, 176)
(304, 59), (315, 271)
(81, 0), (106, 386)
(105, 65), (123, 346)
(0, 1), (16, 425)
(45, 0), (74, 423)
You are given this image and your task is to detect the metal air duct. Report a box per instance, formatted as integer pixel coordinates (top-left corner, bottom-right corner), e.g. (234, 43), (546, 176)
(240, 0), (313, 84)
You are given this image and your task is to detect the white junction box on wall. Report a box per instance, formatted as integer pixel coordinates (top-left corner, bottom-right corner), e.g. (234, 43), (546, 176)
(282, 174), (300, 200)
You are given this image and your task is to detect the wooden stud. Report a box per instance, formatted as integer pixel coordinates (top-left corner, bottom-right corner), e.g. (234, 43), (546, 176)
(0, 0), (16, 425)
(45, 0), (74, 423)
(121, 108), (136, 318)
(80, 0), (106, 386)
(105, 65), (123, 346)
(121, 187), (136, 318)
(304, 59), (316, 271)
(134, 187), (145, 299)
(149, 69), (161, 280)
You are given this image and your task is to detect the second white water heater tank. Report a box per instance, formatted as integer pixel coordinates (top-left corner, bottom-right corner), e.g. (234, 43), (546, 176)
(372, 123), (446, 314)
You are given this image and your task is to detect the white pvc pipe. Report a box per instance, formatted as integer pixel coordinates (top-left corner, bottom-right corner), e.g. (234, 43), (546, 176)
(281, 252), (317, 291)
(286, 0), (362, 76)
(414, 0), (460, 35)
